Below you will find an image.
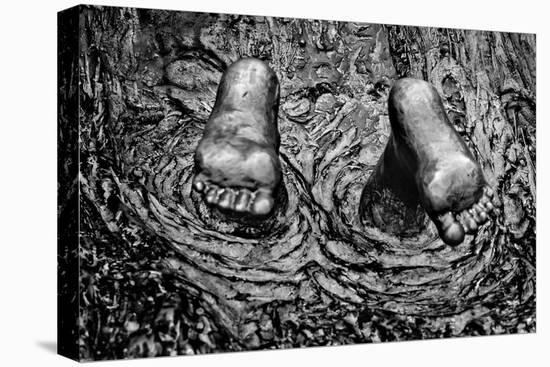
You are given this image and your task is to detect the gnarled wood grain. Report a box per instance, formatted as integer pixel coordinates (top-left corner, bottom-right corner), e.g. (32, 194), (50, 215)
(73, 5), (535, 360)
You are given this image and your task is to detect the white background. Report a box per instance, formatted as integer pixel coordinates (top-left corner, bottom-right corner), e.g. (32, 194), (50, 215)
(0, 0), (547, 365)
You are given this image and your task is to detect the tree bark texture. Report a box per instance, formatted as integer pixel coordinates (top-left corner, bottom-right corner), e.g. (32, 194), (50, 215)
(68, 5), (536, 360)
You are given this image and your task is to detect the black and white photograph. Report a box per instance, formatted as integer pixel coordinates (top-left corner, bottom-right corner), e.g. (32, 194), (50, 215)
(58, 4), (536, 361)
(1, 1), (548, 366)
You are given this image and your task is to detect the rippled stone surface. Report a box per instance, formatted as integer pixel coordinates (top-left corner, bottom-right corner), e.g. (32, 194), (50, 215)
(74, 6), (536, 360)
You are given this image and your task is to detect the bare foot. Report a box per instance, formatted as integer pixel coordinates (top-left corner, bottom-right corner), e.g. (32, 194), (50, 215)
(193, 58), (282, 217)
(361, 78), (496, 245)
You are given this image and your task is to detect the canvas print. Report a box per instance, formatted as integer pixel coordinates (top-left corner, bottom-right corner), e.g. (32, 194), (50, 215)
(57, 4), (536, 361)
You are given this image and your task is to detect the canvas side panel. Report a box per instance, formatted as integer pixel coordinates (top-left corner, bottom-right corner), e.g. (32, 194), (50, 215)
(57, 5), (80, 362)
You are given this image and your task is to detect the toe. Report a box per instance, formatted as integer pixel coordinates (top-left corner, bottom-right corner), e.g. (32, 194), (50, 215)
(234, 189), (252, 212)
(484, 201), (495, 212)
(465, 217), (478, 233)
(193, 174), (207, 192)
(473, 204), (487, 223)
(469, 208), (481, 222)
(437, 212), (465, 246)
(193, 180), (205, 192)
(251, 190), (274, 216)
(478, 210), (488, 222)
(473, 203), (482, 213)
(217, 189), (235, 209)
(462, 212), (478, 233)
(205, 186), (219, 204)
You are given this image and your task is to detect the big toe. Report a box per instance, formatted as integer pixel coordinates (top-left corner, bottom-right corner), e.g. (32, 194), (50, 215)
(437, 212), (465, 246)
(251, 190), (275, 216)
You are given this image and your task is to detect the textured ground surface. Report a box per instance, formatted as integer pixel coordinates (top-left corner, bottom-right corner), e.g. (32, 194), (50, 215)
(65, 5), (535, 360)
